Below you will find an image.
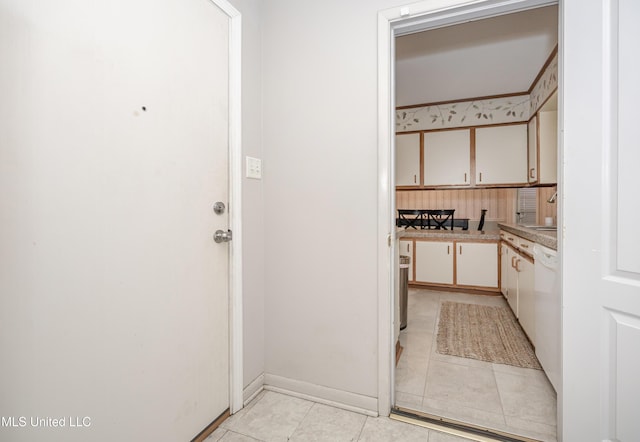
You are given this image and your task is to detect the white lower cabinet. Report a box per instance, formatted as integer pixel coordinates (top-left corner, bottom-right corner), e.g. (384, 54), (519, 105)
(501, 235), (536, 344)
(456, 242), (498, 288)
(399, 240), (414, 282)
(500, 243), (510, 297)
(413, 239), (497, 289)
(506, 250), (519, 315)
(415, 240), (454, 285)
(515, 255), (535, 344)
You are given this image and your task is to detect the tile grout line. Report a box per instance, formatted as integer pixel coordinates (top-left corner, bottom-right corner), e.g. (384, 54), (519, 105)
(286, 400), (317, 441)
(354, 415), (369, 441)
(421, 293), (443, 407)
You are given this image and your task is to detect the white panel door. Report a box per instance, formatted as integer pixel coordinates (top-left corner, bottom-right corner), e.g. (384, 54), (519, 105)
(475, 124), (528, 185)
(0, 1), (231, 441)
(423, 129), (470, 186)
(396, 133), (421, 186)
(563, 0), (640, 440)
(415, 241), (454, 285)
(455, 242), (498, 288)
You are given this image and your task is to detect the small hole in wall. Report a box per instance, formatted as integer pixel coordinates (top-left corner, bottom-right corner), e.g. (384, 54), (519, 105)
(141, 106), (147, 111)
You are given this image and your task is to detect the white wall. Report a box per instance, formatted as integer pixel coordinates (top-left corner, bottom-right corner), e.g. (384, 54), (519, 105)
(261, 0), (409, 406)
(227, 0), (266, 395)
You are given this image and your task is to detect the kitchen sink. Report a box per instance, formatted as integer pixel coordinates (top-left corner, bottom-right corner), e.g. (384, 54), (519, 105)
(521, 225), (557, 231)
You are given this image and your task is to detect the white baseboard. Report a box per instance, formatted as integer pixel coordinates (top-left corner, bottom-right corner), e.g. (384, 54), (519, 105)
(263, 374), (378, 417)
(243, 374), (265, 406)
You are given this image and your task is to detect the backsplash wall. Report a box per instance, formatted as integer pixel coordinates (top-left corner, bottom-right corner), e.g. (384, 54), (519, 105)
(396, 187), (558, 226)
(537, 186), (558, 225)
(396, 188), (518, 223)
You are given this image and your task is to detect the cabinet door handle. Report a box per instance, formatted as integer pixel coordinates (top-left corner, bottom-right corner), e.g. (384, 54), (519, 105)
(514, 258), (521, 272)
(414, 174), (417, 184)
(520, 243), (529, 249)
(459, 245), (462, 255)
(464, 172), (467, 182)
(407, 243), (410, 253)
(479, 172), (483, 182)
(447, 245), (450, 255)
(511, 256), (517, 268)
(529, 168), (536, 179)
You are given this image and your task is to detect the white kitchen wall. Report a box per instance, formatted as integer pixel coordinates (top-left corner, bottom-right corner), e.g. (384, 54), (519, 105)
(260, 0), (558, 413)
(261, 0), (418, 410)
(395, 51), (558, 132)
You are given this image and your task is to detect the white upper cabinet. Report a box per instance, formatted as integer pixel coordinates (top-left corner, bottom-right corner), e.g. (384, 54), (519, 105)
(538, 93), (558, 184)
(527, 91), (558, 185)
(528, 117), (538, 183)
(475, 124), (528, 185)
(423, 129), (471, 186)
(395, 133), (420, 186)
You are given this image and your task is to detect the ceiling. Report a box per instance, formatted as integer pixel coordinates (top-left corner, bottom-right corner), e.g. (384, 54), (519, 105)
(395, 5), (558, 107)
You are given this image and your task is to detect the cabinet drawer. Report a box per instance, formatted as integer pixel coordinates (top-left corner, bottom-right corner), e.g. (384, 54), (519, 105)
(500, 230), (519, 249)
(500, 230), (534, 258)
(516, 237), (535, 254)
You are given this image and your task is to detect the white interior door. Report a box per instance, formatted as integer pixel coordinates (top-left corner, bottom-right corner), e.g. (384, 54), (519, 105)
(563, 0), (640, 440)
(0, 0), (231, 440)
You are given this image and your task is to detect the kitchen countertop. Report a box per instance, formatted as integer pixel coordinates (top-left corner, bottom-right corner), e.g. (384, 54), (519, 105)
(498, 222), (557, 250)
(396, 223), (558, 249)
(397, 227), (500, 241)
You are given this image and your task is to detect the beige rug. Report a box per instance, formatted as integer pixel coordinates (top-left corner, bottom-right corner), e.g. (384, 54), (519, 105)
(436, 301), (541, 370)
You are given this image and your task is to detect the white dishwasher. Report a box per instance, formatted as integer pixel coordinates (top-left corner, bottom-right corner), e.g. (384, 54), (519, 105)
(534, 244), (560, 392)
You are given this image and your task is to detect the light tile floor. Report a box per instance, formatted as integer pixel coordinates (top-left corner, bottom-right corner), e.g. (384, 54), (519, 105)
(207, 390), (471, 442)
(395, 288), (557, 442)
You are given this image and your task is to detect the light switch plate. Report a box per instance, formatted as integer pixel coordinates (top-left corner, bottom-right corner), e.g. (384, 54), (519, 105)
(246, 156), (262, 179)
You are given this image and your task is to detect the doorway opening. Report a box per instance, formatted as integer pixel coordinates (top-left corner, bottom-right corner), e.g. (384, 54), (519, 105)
(378, 1), (560, 441)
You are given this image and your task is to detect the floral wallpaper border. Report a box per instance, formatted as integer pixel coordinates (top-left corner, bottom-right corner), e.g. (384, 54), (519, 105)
(396, 52), (558, 132)
(396, 95), (530, 132)
(529, 52), (558, 115)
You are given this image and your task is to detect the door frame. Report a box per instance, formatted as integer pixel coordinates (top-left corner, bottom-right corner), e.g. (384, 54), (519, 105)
(210, 0), (243, 415)
(376, 0), (559, 417)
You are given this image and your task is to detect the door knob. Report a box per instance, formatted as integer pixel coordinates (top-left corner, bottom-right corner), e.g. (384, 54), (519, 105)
(213, 202), (226, 215)
(214, 229), (233, 243)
